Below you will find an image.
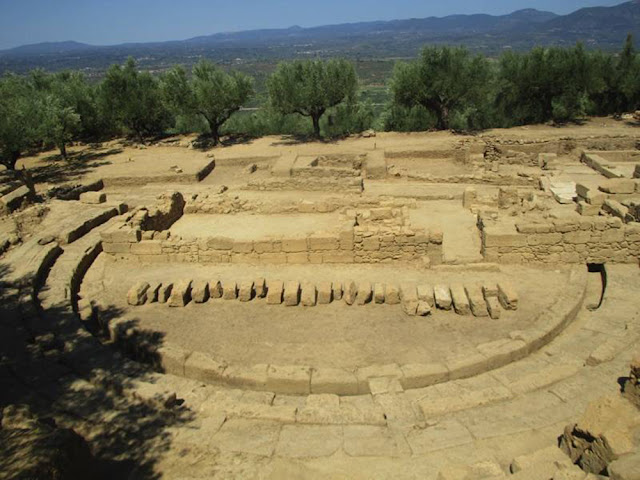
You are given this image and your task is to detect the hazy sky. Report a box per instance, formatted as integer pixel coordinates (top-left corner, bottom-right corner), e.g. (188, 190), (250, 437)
(0, 0), (625, 50)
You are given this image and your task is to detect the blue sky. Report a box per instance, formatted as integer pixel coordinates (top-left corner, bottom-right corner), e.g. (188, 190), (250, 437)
(0, 0), (625, 50)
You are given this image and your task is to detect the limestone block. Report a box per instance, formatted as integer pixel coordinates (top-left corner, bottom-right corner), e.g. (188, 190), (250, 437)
(466, 285), (489, 317)
(344, 281), (357, 306)
(209, 280), (223, 299)
(434, 285), (452, 310)
(400, 283), (418, 302)
(222, 281), (238, 300)
(482, 284), (499, 299)
(145, 282), (162, 304)
(266, 280), (284, 305)
(79, 191), (106, 204)
(267, 365), (311, 394)
(498, 283), (518, 311)
(238, 281), (255, 302)
(600, 179), (635, 194)
(311, 368), (358, 395)
(184, 352), (226, 384)
(416, 301), (432, 317)
(127, 281), (150, 306)
(417, 285), (434, 306)
(400, 363), (448, 390)
(463, 187), (477, 209)
(287, 252), (308, 264)
(301, 282), (317, 306)
(374, 283), (385, 304)
(332, 282), (343, 301)
(385, 285), (400, 305)
(308, 235), (339, 251)
(158, 283), (172, 303)
(356, 282), (372, 305)
(191, 280), (210, 303)
(317, 281), (333, 304)
(486, 297), (502, 320)
(603, 199), (630, 220)
(430, 228), (444, 245)
(254, 278), (266, 298)
(282, 238), (308, 253)
(402, 300), (418, 316)
(0, 185), (30, 213)
(206, 237), (234, 250)
(168, 279), (192, 307)
(356, 364), (402, 394)
(578, 201), (601, 216)
(284, 281), (301, 306)
(450, 284), (471, 315)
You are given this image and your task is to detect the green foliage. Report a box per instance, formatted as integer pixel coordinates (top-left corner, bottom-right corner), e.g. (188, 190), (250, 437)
(38, 95), (81, 159)
(0, 74), (40, 170)
(162, 60), (253, 145)
(390, 46), (492, 130)
(100, 57), (170, 142)
(381, 105), (436, 132)
(267, 59), (358, 137)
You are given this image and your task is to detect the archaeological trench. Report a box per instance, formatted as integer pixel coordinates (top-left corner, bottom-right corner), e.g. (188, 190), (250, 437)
(1, 127), (640, 479)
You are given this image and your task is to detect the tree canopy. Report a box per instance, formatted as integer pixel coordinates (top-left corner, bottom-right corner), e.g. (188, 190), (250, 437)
(162, 60), (253, 145)
(267, 59), (358, 137)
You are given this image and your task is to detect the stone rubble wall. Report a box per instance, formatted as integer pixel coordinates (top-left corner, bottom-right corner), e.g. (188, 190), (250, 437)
(481, 215), (640, 264)
(401, 171), (539, 186)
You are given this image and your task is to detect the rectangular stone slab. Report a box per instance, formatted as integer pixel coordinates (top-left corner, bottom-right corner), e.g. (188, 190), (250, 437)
(266, 280), (284, 305)
(417, 285), (434, 306)
(344, 281), (357, 306)
(374, 283), (385, 304)
(222, 281), (238, 300)
(385, 285), (400, 305)
(168, 279), (192, 307)
(284, 281), (301, 306)
(332, 282), (343, 301)
(191, 280), (210, 303)
(127, 281), (149, 306)
(434, 285), (452, 310)
(356, 282), (372, 305)
(450, 284), (471, 315)
(317, 281), (333, 304)
(465, 285), (489, 317)
(209, 280), (223, 299)
(498, 283), (519, 311)
(301, 282), (317, 306)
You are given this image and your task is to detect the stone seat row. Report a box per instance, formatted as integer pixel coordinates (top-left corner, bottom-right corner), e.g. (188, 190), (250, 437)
(127, 279), (518, 319)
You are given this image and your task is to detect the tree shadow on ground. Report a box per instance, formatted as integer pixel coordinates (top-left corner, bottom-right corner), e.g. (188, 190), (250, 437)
(270, 134), (341, 147)
(0, 264), (195, 480)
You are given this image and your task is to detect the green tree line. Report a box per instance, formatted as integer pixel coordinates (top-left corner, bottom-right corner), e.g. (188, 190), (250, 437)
(1, 35), (639, 181)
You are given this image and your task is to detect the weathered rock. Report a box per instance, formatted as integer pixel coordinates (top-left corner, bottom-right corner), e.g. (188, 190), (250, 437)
(145, 282), (162, 304)
(498, 283), (518, 310)
(373, 283), (385, 304)
(127, 282), (150, 306)
(254, 278), (267, 298)
(266, 280), (284, 305)
(466, 285), (489, 317)
(344, 281), (357, 306)
(209, 280), (223, 299)
(356, 282), (372, 305)
(417, 284), (434, 306)
(284, 281), (301, 306)
(79, 191), (106, 204)
(191, 280), (210, 303)
(238, 281), (255, 302)
(158, 283), (172, 303)
(168, 279), (192, 307)
(434, 285), (452, 310)
(385, 284), (400, 305)
(332, 282), (343, 301)
(317, 281), (333, 304)
(222, 281), (238, 300)
(486, 297), (502, 319)
(600, 179), (636, 195)
(416, 301), (432, 317)
(301, 282), (317, 306)
(623, 354), (640, 409)
(450, 284), (470, 315)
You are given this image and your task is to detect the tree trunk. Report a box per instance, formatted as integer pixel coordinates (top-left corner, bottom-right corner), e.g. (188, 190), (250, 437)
(311, 114), (321, 138)
(437, 105), (450, 130)
(59, 142), (67, 160)
(210, 123), (221, 146)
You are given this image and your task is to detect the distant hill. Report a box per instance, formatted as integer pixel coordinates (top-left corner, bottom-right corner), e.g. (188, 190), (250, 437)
(0, 1), (638, 74)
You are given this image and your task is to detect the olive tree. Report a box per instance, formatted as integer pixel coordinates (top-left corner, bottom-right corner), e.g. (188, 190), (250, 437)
(267, 59), (358, 137)
(0, 74), (40, 194)
(100, 57), (170, 143)
(390, 46), (491, 130)
(162, 60), (253, 145)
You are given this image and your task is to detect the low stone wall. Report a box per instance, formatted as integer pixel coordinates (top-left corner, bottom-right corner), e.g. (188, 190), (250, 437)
(102, 223), (443, 265)
(244, 177), (364, 193)
(481, 216), (640, 264)
(402, 171), (539, 187)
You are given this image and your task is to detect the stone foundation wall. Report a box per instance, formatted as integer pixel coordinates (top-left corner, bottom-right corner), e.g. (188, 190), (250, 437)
(102, 224), (443, 265)
(244, 177), (364, 193)
(481, 216), (640, 264)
